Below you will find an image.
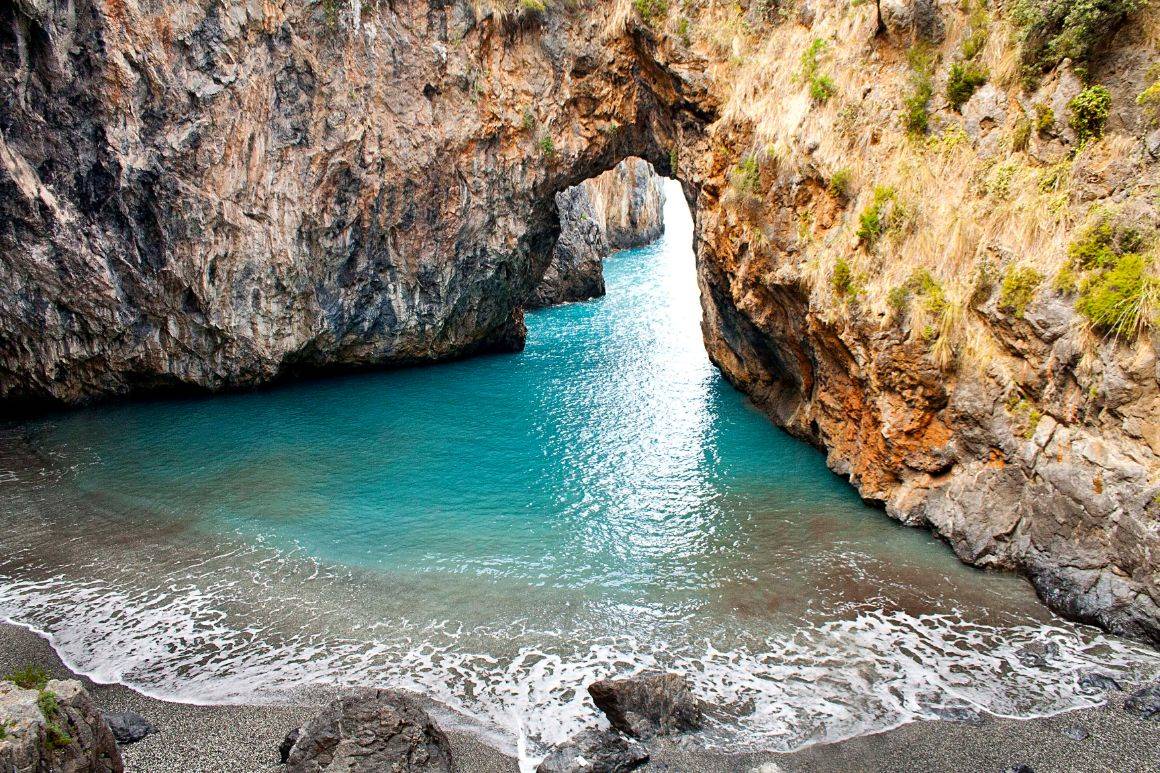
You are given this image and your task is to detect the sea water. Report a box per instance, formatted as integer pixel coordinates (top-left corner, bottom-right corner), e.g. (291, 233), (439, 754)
(0, 180), (1155, 759)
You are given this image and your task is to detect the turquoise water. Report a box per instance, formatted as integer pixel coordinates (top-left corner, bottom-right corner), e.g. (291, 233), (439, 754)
(0, 181), (1156, 759)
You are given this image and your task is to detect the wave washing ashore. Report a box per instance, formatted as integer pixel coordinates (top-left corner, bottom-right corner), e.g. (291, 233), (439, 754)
(1, 183), (1158, 770)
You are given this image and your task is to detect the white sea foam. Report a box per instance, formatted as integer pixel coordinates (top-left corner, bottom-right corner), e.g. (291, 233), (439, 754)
(0, 546), (1156, 761)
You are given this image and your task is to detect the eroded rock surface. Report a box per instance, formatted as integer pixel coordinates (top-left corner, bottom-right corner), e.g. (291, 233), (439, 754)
(284, 689), (452, 772)
(0, 679), (123, 773)
(587, 673), (702, 739)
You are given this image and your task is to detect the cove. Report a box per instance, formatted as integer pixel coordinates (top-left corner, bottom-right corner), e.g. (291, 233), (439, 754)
(0, 181), (1155, 758)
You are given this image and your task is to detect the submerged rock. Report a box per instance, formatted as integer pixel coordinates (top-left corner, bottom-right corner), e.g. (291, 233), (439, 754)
(284, 689), (452, 772)
(536, 728), (649, 773)
(1015, 641), (1060, 669)
(0, 679), (123, 773)
(1123, 683), (1160, 719)
(103, 710), (155, 744)
(587, 673), (702, 739)
(1060, 725), (1089, 741)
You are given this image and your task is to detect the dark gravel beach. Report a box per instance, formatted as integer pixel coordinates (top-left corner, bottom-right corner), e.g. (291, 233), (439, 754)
(2, 621), (1156, 772)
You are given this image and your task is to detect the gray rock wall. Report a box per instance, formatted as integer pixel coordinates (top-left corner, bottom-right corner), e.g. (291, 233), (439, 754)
(528, 158), (664, 308)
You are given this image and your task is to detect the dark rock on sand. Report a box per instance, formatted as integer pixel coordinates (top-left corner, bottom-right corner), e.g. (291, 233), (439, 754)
(284, 689), (452, 772)
(1122, 683), (1160, 720)
(587, 673), (702, 739)
(1002, 766), (1035, 773)
(1078, 673), (1123, 693)
(0, 678), (123, 773)
(103, 710), (156, 744)
(536, 728), (648, 773)
(280, 727), (302, 764)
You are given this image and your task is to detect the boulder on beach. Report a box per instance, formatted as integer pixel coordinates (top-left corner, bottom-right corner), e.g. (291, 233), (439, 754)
(536, 728), (648, 773)
(0, 678), (123, 773)
(587, 673), (702, 739)
(283, 689), (453, 772)
(103, 710), (155, 744)
(1123, 683), (1160, 720)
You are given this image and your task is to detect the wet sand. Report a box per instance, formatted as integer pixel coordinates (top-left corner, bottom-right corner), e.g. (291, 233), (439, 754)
(1, 621), (1156, 772)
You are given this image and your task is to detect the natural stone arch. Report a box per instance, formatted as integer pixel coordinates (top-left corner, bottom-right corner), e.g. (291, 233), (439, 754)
(0, 0), (717, 407)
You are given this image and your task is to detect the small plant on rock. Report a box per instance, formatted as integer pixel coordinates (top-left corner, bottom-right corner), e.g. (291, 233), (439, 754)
(946, 60), (988, 111)
(1034, 102), (1055, 134)
(633, 0), (668, 25)
(902, 46), (936, 136)
(6, 665), (50, 691)
(831, 257), (858, 297)
(828, 167), (852, 199)
(999, 266), (1044, 317)
(856, 185), (897, 247)
(538, 134), (556, 158)
(1067, 85), (1112, 145)
(1011, 0), (1143, 82)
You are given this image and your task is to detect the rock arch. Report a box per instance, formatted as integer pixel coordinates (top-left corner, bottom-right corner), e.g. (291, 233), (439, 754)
(0, 0), (715, 407)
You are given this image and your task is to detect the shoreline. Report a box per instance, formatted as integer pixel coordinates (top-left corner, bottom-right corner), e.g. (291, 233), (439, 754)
(2, 622), (1157, 772)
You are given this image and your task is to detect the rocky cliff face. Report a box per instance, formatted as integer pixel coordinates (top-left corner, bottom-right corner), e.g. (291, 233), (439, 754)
(1, 0), (1157, 644)
(528, 157), (663, 307)
(0, 0), (709, 406)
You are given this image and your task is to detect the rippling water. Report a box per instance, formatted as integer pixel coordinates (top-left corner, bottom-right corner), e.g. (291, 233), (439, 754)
(0, 181), (1156, 761)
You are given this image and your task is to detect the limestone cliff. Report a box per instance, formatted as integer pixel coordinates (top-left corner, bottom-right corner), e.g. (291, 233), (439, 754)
(529, 157), (664, 307)
(1, 0), (1157, 644)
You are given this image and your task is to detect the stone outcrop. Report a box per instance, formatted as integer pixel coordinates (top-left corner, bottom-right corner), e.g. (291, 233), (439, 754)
(587, 673), (702, 739)
(535, 728), (648, 773)
(283, 689), (452, 772)
(0, 679), (123, 773)
(0, 0), (1157, 647)
(528, 158), (664, 308)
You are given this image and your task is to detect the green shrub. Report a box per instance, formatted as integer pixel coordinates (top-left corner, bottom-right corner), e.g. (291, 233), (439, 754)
(733, 155), (762, 194)
(999, 266), (1044, 317)
(633, 0), (668, 24)
(810, 75), (837, 103)
(519, 0), (546, 12)
(902, 74), (934, 135)
(800, 39), (836, 104)
(1034, 102), (1054, 133)
(901, 46), (935, 136)
(521, 108), (535, 133)
(910, 268), (948, 315)
(1076, 252), (1159, 337)
(832, 257), (857, 296)
(1068, 85), (1112, 144)
(34, 689), (72, 751)
(6, 666), (50, 691)
(800, 38), (827, 81)
(1136, 64), (1160, 123)
(1010, 0), (1143, 79)
(947, 61), (988, 111)
(888, 284), (912, 314)
(538, 134), (555, 157)
(1067, 215), (1119, 269)
(1012, 116), (1032, 151)
(669, 146), (679, 175)
(828, 167), (852, 199)
(856, 185), (896, 247)
(961, 0), (990, 59)
(676, 15), (691, 45)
